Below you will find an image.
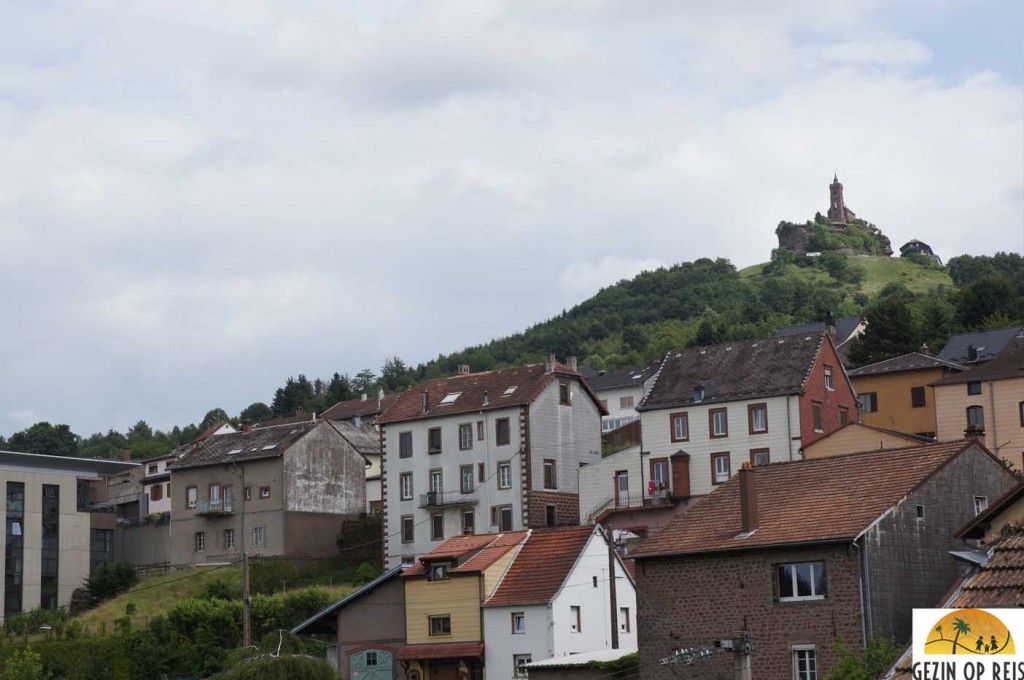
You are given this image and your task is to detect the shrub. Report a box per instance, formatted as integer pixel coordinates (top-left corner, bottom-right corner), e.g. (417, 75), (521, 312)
(214, 654), (339, 680)
(354, 563), (380, 585)
(84, 562), (137, 606)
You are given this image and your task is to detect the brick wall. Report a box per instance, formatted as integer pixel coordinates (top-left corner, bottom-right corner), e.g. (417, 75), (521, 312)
(636, 545), (863, 680)
(800, 337), (859, 447)
(527, 490), (580, 527)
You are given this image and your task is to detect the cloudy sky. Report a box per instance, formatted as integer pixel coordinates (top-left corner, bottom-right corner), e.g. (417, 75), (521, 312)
(1, 0), (1021, 437)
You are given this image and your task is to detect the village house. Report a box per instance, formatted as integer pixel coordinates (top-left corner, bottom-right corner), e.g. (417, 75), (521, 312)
(0, 450), (136, 620)
(801, 422), (927, 459)
(168, 420), (368, 565)
(847, 352), (965, 439)
(482, 525), (636, 680)
(933, 338), (1024, 469)
(629, 438), (1017, 680)
(937, 325), (1023, 365)
(636, 331), (858, 505)
(377, 358), (605, 567)
(578, 365), (658, 434)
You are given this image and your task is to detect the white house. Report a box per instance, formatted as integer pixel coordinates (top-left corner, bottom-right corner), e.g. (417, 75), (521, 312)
(377, 358), (606, 567)
(638, 333), (859, 500)
(140, 453), (175, 516)
(482, 525), (636, 680)
(580, 365), (658, 433)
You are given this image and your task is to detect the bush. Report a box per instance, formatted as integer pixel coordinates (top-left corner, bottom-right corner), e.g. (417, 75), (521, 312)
(354, 563), (380, 585)
(84, 562), (137, 607)
(2, 645), (48, 680)
(214, 654), (339, 680)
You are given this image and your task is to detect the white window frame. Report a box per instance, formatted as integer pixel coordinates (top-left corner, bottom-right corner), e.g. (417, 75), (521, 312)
(400, 473), (413, 501)
(430, 470), (443, 494)
(974, 495), (989, 515)
(187, 486), (198, 509)
(498, 462), (512, 490)
(459, 423), (473, 451)
(824, 365), (834, 391)
(750, 404), (768, 433)
(792, 645), (817, 680)
(252, 525), (265, 549)
(712, 453), (730, 484)
(513, 654), (532, 678)
(777, 562), (826, 601)
(711, 409), (728, 437)
(195, 531), (205, 553)
(224, 528), (235, 550)
(511, 612), (526, 634)
(672, 413), (688, 441)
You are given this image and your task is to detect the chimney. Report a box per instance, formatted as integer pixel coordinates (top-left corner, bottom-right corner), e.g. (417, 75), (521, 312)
(295, 405), (305, 417)
(378, 387), (385, 401)
(545, 353), (557, 373)
(965, 423), (986, 448)
(353, 415), (361, 428)
(422, 390), (430, 413)
(967, 344), (978, 362)
(241, 420), (254, 433)
(483, 390), (489, 407)
(360, 393), (368, 402)
(919, 343), (930, 356)
(458, 364), (470, 375)
(121, 449), (133, 462)
(567, 356), (578, 372)
(739, 463), (758, 534)
(825, 311), (837, 340)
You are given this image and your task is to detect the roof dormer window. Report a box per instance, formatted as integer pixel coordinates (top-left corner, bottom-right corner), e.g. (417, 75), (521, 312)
(439, 392), (462, 406)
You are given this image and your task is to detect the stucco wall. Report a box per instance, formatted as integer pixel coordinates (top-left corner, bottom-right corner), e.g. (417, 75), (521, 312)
(935, 377), (1024, 469)
(114, 522), (172, 566)
(484, 604), (551, 680)
(577, 447), (643, 522)
(803, 424), (919, 459)
(283, 423), (366, 515)
(527, 380), (603, 498)
(850, 367), (946, 436)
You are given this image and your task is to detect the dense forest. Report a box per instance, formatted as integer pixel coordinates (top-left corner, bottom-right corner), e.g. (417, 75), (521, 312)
(2, 251), (1022, 461)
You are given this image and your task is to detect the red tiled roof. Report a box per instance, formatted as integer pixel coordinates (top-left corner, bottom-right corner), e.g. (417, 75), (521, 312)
(398, 642), (484, 660)
(485, 526), (597, 607)
(320, 393), (400, 421)
(403, 532), (527, 577)
(631, 440), (983, 558)
(378, 363), (606, 425)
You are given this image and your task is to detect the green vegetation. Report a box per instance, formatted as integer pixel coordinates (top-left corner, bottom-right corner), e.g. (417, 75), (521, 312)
(83, 562), (138, 608)
(826, 636), (901, 679)
(776, 213), (893, 256)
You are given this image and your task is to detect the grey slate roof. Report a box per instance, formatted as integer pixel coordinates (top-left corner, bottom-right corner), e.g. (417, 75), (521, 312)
(933, 341), (1024, 386)
(579, 364), (658, 391)
(332, 421), (380, 458)
(937, 326), (1023, 364)
(847, 352), (965, 377)
(291, 564), (407, 635)
(776, 316), (862, 346)
(171, 420), (321, 470)
(638, 333), (825, 411)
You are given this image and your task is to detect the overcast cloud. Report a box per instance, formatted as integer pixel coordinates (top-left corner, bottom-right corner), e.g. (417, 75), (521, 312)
(1, 0), (1021, 436)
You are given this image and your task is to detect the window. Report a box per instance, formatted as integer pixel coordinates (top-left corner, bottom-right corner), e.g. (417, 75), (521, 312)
(750, 448), (770, 466)
(592, 576), (598, 588)
(430, 470), (443, 494)
(620, 395), (634, 409)
(148, 464), (158, 474)
(224, 528), (235, 550)
(251, 526), (265, 549)
(620, 607), (631, 633)
(401, 515), (414, 544)
(670, 412), (689, 442)
(711, 452), (730, 484)
(974, 496), (989, 515)
(545, 504), (556, 528)
(365, 651), (378, 667)
(511, 612), (526, 634)
(431, 513), (444, 541)
(968, 381), (982, 396)
(651, 458), (669, 489)
(460, 465), (474, 494)
(812, 402), (823, 433)
(478, 463), (485, 483)
(439, 391), (462, 405)
(1020, 402), (1024, 427)
(559, 381), (571, 405)
(399, 431), (413, 458)
(428, 427), (442, 454)
(496, 418), (511, 445)
(570, 605), (582, 632)
(259, 486), (271, 499)
(543, 459), (557, 489)
(209, 483), (221, 504)
(967, 405), (985, 429)
(400, 473), (414, 501)
(195, 532), (205, 552)
(428, 563), (449, 581)
(839, 407), (849, 426)
(186, 486), (198, 509)
(429, 615), (451, 637)
(709, 408), (728, 438)
(513, 654), (532, 678)
(793, 646), (818, 680)
(859, 392), (878, 413)
(498, 462), (512, 489)
(824, 365), (834, 391)
(493, 505), (513, 532)
(462, 510), (475, 535)
(150, 484), (163, 501)
(776, 562), (826, 601)
(911, 386), (926, 408)
(459, 423), (473, 450)
(748, 403), (768, 434)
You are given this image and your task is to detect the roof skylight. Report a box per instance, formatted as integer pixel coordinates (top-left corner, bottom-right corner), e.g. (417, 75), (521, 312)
(438, 392), (462, 405)
(227, 448), (243, 456)
(261, 444), (278, 451)
(503, 386), (518, 396)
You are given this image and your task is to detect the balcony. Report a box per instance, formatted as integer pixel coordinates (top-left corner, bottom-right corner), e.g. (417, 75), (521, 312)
(194, 499), (234, 517)
(585, 491), (673, 522)
(420, 490), (478, 509)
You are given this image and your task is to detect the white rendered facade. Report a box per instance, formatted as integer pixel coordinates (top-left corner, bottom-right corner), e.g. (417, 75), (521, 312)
(577, 445), (643, 522)
(141, 454), (174, 515)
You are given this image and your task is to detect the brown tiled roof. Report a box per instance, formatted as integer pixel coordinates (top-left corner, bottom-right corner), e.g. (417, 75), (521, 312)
(847, 352), (965, 377)
(403, 532), (528, 577)
(638, 333), (826, 411)
(398, 642), (484, 660)
(933, 342), (1024, 386)
(320, 393), (400, 421)
(630, 439), (980, 558)
(378, 364), (606, 425)
(955, 481), (1024, 539)
(254, 412), (315, 429)
(171, 420), (321, 470)
(485, 526), (598, 607)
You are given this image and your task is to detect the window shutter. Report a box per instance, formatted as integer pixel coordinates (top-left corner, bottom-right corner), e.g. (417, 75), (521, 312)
(771, 565), (780, 602)
(820, 561), (828, 599)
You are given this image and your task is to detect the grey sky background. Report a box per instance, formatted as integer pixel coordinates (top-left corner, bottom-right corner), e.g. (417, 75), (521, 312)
(1, 0), (1022, 436)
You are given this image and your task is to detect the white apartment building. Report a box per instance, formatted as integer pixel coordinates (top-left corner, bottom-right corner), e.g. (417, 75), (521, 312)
(378, 358), (605, 567)
(140, 453), (175, 516)
(580, 365), (657, 433)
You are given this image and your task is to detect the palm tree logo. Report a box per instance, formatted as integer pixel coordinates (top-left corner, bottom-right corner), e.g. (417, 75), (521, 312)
(950, 618), (970, 655)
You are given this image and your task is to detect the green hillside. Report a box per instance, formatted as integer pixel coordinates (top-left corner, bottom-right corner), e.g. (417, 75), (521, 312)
(741, 255), (953, 296)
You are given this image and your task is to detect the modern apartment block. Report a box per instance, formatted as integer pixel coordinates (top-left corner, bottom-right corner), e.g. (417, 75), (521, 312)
(378, 358), (605, 567)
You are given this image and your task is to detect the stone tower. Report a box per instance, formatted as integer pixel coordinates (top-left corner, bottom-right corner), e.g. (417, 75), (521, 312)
(827, 174), (857, 223)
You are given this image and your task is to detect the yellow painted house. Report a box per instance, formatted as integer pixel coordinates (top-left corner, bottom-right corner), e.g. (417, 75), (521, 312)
(802, 422), (926, 459)
(848, 352), (966, 438)
(400, 531), (527, 680)
(934, 341), (1024, 470)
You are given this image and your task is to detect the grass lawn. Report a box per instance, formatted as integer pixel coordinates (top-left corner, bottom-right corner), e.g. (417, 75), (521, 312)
(740, 255), (951, 298)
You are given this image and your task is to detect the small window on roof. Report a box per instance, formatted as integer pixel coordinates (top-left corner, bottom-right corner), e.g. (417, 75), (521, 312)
(439, 392), (462, 405)
(227, 448), (244, 456)
(261, 444), (277, 450)
(503, 386), (518, 396)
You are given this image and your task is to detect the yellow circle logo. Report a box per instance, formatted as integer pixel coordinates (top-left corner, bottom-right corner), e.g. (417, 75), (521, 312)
(925, 609), (1015, 655)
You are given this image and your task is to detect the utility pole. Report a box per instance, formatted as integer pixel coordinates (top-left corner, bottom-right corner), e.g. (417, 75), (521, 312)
(607, 538), (619, 650)
(239, 462), (251, 648)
